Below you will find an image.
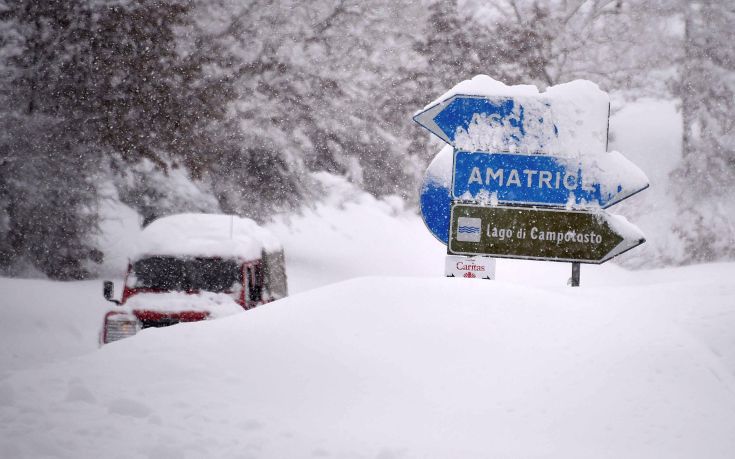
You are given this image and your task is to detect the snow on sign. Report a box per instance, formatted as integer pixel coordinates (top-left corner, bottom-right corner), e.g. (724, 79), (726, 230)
(448, 204), (646, 264)
(452, 150), (649, 208)
(415, 75), (648, 283)
(413, 94), (558, 153)
(412, 75), (611, 156)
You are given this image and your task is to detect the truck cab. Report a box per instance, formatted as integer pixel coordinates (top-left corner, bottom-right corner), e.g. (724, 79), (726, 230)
(101, 213), (287, 344)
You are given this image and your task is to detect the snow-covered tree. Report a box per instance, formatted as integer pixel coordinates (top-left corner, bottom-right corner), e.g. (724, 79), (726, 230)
(459, 0), (676, 93)
(89, 0), (233, 173)
(670, 0), (735, 263)
(0, 0), (239, 274)
(200, 0), (424, 210)
(0, 114), (102, 279)
(0, 0), (103, 279)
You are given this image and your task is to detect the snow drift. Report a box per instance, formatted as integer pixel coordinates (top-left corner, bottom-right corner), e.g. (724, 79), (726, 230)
(2, 265), (735, 458)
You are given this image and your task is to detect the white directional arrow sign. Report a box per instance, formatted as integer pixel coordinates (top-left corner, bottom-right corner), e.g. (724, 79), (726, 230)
(414, 76), (647, 279)
(413, 94), (558, 153)
(449, 204), (646, 264)
(452, 150), (649, 208)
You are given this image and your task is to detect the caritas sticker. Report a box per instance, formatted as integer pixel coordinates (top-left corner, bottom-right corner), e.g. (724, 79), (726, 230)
(445, 255), (496, 280)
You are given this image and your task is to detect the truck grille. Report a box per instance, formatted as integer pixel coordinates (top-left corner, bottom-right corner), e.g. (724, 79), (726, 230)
(105, 318), (139, 343)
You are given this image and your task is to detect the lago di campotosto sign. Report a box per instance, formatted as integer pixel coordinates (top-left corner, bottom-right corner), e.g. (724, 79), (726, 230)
(449, 204), (645, 264)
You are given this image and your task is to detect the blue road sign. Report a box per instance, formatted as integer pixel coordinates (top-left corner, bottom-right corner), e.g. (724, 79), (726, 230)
(419, 149), (453, 244)
(413, 94), (557, 152)
(452, 151), (649, 209)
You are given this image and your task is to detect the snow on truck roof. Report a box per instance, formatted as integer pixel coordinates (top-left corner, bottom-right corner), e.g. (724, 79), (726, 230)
(131, 213), (282, 261)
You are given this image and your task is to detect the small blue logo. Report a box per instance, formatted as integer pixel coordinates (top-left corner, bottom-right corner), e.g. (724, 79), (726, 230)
(457, 217), (482, 242)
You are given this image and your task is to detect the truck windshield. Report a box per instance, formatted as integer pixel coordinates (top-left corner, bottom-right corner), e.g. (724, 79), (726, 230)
(131, 257), (241, 293)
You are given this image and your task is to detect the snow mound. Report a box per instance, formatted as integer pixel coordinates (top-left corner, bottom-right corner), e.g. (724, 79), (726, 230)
(2, 271), (735, 458)
(132, 213), (282, 261)
(0, 278), (103, 372)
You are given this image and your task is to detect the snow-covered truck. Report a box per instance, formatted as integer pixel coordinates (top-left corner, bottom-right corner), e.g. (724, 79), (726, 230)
(100, 213), (288, 344)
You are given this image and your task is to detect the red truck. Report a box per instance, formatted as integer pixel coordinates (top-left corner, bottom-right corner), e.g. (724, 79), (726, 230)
(100, 213), (288, 344)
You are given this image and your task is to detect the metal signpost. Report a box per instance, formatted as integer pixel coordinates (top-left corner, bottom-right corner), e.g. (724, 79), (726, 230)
(415, 86), (648, 286)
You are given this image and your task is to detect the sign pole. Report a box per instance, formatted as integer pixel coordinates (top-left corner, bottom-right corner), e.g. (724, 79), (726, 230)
(571, 262), (581, 287)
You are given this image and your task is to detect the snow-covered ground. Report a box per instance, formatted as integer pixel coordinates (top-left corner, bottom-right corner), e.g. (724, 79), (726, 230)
(1, 260), (735, 458)
(0, 174), (619, 373)
(0, 278), (103, 372)
(2, 186), (735, 457)
(2, 98), (733, 458)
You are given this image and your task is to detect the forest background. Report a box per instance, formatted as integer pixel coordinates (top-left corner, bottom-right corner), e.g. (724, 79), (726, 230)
(0, 0), (733, 279)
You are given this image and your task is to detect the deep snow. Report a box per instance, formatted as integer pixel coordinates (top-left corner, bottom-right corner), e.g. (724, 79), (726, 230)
(0, 184), (449, 373)
(1, 265), (735, 458)
(1, 97), (733, 458)
(1, 191), (735, 457)
(0, 278), (102, 372)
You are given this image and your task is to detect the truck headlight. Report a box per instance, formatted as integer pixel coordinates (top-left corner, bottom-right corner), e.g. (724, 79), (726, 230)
(104, 313), (140, 343)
